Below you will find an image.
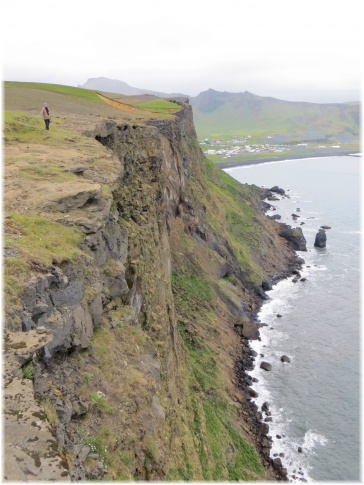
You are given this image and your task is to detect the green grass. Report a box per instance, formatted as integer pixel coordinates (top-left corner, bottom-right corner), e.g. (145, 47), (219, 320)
(172, 273), (212, 302)
(4, 256), (30, 312)
(201, 158), (265, 284)
(4, 213), (85, 266)
(4, 110), (78, 145)
(4, 81), (103, 103)
(175, 320), (265, 481)
(18, 164), (77, 182)
(22, 363), (33, 379)
(137, 98), (181, 114)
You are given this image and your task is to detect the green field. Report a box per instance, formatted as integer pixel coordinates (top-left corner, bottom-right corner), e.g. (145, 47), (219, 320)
(4, 81), (104, 103)
(190, 89), (360, 142)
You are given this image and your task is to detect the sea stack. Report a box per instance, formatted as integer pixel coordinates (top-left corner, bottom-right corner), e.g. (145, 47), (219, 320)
(314, 229), (327, 248)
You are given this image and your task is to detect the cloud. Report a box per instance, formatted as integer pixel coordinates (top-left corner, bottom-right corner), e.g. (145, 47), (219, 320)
(2, 0), (362, 103)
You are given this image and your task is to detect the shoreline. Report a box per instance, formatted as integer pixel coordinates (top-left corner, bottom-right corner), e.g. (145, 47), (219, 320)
(236, 267), (300, 481)
(234, 186), (311, 481)
(215, 151), (359, 169)
(234, 190), (306, 481)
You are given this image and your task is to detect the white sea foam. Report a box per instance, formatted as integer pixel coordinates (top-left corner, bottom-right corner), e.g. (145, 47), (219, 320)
(303, 430), (328, 451)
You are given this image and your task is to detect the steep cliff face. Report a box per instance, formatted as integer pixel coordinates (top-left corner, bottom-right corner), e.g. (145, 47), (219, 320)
(4, 95), (303, 481)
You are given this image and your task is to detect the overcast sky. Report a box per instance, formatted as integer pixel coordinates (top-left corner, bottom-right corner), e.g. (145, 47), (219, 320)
(2, 0), (362, 102)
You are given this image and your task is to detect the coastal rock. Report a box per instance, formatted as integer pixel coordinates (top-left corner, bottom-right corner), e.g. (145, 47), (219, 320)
(278, 223), (307, 251)
(314, 229), (327, 248)
(248, 388), (259, 398)
(279, 467), (288, 478)
(255, 286), (269, 300)
(234, 317), (260, 340)
(280, 355), (291, 363)
(261, 279), (273, 291)
(260, 361), (272, 371)
(320, 225), (331, 230)
(261, 401), (270, 413)
(270, 186), (285, 195)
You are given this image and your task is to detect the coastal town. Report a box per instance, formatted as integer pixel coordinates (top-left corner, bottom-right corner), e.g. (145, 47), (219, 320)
(199, 136), (343, 160)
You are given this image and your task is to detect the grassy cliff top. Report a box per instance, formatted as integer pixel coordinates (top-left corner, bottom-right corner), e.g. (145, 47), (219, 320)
(4, 81), (182, 124)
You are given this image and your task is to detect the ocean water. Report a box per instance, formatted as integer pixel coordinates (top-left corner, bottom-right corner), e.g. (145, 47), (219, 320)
(225, 156), (361, 482)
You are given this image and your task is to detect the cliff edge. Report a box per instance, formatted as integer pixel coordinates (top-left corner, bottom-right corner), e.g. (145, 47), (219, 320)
(3, 83), (304, 481)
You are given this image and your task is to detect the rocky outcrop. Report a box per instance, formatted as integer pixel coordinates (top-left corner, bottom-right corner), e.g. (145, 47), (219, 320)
(4, 330), (70, 481)
(277, 223), (307, 251)
(314, 229), (327, 248)
(269, 186), (286, 196)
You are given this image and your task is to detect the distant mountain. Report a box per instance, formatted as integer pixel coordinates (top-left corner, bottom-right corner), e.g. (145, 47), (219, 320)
(79, 80), (359, 143)
(189, 89), (360, 141)
(79, 77), (186, 98)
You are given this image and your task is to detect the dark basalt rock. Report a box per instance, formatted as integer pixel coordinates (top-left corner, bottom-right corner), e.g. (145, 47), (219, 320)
(255, 286), (269, 300)
(281, 355), (291, 363)
(261, 401), (270, 412)
(248, 388), (259, 398)
(314, 229), (327, 248)
(270, 186), (286, 195)
(261, 279), (272, 291)
(234, 317), (261, 340)
(278, 223), (307, 251)
(260, 361), (272, 371)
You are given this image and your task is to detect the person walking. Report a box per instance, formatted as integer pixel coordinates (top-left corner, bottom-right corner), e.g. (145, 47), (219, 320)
(41, 103), (51, 130)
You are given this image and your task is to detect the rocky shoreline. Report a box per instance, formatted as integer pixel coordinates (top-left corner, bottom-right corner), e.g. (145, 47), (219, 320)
(234, 187), (308, 482)
(216, 150), (357, 170)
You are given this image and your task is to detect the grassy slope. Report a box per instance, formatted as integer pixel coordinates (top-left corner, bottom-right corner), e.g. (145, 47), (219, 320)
(190, 90), (360, 140)
(4, 81), (104, 103)
(166, 157), (284, 479)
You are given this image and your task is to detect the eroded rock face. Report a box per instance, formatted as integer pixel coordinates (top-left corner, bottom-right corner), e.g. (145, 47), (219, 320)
(4, 330), (70, 481)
